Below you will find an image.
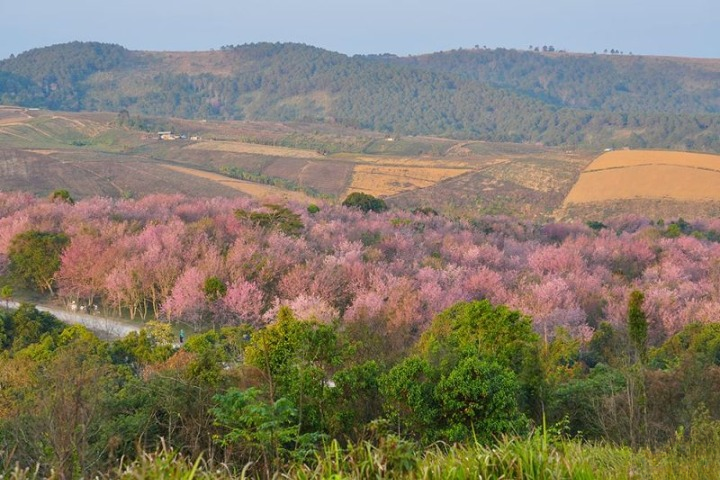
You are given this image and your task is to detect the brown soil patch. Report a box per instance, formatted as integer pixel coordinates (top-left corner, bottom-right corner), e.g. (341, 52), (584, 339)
(186, 141), (325, 159)
(162, 165), (315, 203)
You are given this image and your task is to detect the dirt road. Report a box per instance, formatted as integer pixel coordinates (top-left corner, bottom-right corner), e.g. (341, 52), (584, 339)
(6, 301), (140, 339)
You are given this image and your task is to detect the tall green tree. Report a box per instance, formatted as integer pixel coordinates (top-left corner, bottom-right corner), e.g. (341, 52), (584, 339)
(8, 230), (69, 294)
(628, 290), (648, 363)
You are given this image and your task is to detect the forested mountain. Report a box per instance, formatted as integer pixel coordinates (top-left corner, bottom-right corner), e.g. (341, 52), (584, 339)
(1, 41), (719, 150)
(394, 48), (720, 114)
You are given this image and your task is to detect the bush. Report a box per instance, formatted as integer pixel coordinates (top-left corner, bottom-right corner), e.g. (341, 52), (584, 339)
(342, 192), (388, 213)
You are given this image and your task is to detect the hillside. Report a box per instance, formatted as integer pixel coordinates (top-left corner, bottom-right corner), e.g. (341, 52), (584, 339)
(0, 107), (595, 218)
(1, 42), (719, 151)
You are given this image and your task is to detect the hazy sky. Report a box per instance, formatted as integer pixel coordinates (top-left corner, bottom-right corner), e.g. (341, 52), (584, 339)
(1, 0), (718, 59)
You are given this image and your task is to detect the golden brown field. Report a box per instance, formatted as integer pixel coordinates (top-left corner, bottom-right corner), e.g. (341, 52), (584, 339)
(162, 165), (315, 203)
(186, 140), (326, 159)
(346, 165), (471, 197)
(562, 150), (720, 206)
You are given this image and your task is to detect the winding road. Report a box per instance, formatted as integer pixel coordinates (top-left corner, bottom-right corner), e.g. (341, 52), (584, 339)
(5, 300), (140, 339)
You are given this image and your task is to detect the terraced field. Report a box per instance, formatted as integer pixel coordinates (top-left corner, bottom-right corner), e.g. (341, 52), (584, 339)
(186, 140), (326, 159)
(0, 108), (597, 217)
(563, 150), (720, 204)
(162, 165), (314, 203)
(347, 165), (471, 196)
(558, 150), (720, 219)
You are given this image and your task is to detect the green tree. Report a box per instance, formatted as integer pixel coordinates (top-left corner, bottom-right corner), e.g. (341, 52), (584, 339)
(212, 387), (311, 478)
(628, 290), (648, 363)
(203, 276), (227, 302)
(436, 357), (526, 442)
(411, 300), (543, 432)
(379, 356), (438, 439)
(8, 230), (69, 294)
(1, 284), (12, 309)
(9, 303), (64, 351)
(49, 189), (74, 205)
(244, 307), (347, 433)
(342, 192), (388, 213)
(417, 300), (540, 382)
(324, 360), (382, 439)
(234, 204), (304, 237)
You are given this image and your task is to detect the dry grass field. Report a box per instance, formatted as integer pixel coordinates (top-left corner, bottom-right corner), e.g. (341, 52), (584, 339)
(186, 140), (326, 159)
(563, 150), (720, 205)
(0, 149), (243, 199)
(0, 107), (31, 125)
(348, 154), (476, 169)
(162, 165), (315, 203)
(556, 149), (720, 220)
(0, 109), (598, 217)
(347, 165), (472, 197)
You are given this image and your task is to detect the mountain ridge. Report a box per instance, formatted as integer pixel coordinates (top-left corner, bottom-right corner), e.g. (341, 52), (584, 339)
(1, 41), (719, 151)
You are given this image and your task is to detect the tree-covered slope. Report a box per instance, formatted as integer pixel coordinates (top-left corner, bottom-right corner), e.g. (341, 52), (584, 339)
(1, 42), (719, 150)
(392, 48), (720, 114)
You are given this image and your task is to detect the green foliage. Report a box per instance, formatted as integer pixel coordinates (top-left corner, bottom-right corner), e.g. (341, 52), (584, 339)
(379, 356), (439, 439)
(203, 276), (227, 302)
(585, 321), (627, 367)
(109, 322), (175, 367)
(0, 42), (129, 110)
(324, 360), (382, 439)
(234, 204), (304, 237)
(378, 300), (540, 443)
(0, 285), (13, 307)
(182, 329), (236, 386)
(417, 300), (540, 377)
(549, 363), (626, 438)
(652, 322), (720, 368)
(586, 220), (607, 231)
(49, 189), (74, 205)
(342, 192), (388, 213)
(244, 307), (347, 433)
(4, 287), (720, 477)
(307, 203), (320, 214)
(3, 303), (64, 351)
(212, 387), (315, 476)
(436, 357), (527, 442)
(664, 223), (683, 238)
(8, 230), (69, 294)
(628, 290), (648, 363)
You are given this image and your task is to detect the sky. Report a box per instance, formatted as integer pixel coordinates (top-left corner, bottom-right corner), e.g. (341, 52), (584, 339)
(1, 0), (718, 60)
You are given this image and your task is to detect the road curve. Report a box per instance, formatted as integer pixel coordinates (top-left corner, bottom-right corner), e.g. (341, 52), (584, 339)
(5, 300), (140, 339)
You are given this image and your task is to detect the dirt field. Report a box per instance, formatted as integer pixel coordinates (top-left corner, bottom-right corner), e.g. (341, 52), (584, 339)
(563, 150), (720, 205)
(187, 140), (326, 159)
(162, 165), (315, 203)
(0, 107), (32, 125)
(0, 109), (594, 216)
(346, 165), (471, 196)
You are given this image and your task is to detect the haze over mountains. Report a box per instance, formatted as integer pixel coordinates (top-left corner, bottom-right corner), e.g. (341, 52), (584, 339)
(1, 41), (719, 151)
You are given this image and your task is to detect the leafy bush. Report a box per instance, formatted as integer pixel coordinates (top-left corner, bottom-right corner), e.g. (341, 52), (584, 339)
(342, 192), (388, 213)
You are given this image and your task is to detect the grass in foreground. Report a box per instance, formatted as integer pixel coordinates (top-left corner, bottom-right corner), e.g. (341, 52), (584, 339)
(5, 430), (718, 480)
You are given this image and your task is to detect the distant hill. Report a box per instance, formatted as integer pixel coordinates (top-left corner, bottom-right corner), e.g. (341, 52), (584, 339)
(1, 42), (719, 151)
